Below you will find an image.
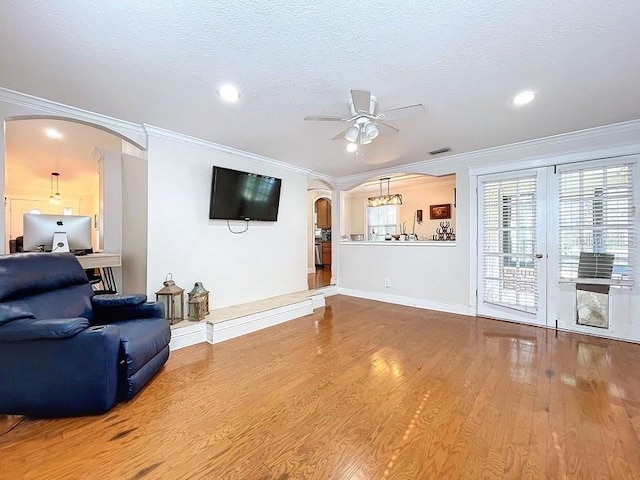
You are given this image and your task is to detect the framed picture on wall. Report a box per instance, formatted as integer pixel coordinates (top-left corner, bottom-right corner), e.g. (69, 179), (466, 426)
(430, 204), (451, 220)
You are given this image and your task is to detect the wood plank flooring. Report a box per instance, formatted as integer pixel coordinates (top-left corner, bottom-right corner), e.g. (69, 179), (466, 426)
(2, 295), (640, 479)
(307, 266), (331, 290)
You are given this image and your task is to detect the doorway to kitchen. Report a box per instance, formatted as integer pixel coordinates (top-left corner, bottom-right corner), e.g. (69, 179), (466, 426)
(311, 196), (332, 290)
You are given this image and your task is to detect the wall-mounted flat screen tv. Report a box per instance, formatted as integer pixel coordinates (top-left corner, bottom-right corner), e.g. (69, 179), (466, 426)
(209, 166), (282, 221)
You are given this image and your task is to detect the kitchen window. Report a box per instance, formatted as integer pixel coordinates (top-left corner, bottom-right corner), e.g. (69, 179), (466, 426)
(367, 205), (398, 240)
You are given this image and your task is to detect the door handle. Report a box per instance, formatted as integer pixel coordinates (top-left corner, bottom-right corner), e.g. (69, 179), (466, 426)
(534, 253), (544, 259)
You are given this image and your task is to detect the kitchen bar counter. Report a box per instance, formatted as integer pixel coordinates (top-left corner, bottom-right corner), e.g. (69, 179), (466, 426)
(340, 240), (456, 247)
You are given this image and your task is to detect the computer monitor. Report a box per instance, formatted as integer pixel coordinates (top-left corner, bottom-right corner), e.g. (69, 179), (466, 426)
(23, 214), (92, 253)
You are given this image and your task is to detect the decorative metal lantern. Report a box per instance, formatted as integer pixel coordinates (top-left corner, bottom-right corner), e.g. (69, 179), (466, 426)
(187, 282), (210, 321)
(155, 273), (184, 325)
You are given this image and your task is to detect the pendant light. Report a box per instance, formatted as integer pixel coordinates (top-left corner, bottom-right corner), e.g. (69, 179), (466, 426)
(49, 172), (62, 205)
(368, 177), (403, 206)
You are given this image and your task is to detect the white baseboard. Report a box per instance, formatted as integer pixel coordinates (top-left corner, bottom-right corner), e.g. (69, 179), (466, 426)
(307, 267), (315, 274)
(309, 293), (325, 309)
(210, 300), (314, 344)
(337, 287), (473, 317)
(316, 285), (338, 297)
(169, 322), (207, 351)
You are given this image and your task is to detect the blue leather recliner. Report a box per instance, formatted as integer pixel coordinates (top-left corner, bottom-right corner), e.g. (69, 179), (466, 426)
(0, 253), (171, 418)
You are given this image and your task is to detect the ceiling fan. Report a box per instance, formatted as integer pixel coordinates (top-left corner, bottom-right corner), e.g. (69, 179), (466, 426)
(304, 90), (425, 146)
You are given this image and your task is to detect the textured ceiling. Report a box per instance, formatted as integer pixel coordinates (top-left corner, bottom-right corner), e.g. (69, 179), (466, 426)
(1, 1), (639, 177)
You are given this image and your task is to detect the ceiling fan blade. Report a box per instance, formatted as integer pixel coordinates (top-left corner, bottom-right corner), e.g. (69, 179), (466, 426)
(374, 121), (400, 136)
(331, 125), (353, 140)
(378, 104), (425, 122)
(350, 90), (372, 114)
(304, 115), (346, 122)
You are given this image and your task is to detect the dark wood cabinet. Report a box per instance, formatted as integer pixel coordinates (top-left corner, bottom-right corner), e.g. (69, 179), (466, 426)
(316, 198), (331, 229)
(322, 241), (331, 266)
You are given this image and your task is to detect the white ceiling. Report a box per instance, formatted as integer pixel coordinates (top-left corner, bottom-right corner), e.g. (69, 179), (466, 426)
(1, 1), (639, 178)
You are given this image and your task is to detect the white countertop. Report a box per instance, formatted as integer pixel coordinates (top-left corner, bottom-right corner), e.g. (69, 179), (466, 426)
(340, 240), (457, 247)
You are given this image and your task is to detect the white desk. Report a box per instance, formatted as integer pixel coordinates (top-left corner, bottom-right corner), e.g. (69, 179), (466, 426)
(76, 253), (121, 270)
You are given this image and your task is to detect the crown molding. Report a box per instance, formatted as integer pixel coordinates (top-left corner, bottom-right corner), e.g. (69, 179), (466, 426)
(467, 144), (640, 176)
(0, 87), (146, 147)
(143, 124), (313, 176)
(337, 118), (640, 189)
(446, 118), (640, 168)
(336, 155), (457, 190)
(307, 171), (337, 187)
(344, 173), (455, 196)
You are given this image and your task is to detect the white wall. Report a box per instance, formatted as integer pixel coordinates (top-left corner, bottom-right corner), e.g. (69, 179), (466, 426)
(339, 171), (470, 312)
(339, 243), (468, 313)
(145, 129), (309, 309)
(121, 153), (148, 294)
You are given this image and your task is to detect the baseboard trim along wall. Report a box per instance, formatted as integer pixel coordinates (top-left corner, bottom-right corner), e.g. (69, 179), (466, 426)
(337, 287), (474, 317)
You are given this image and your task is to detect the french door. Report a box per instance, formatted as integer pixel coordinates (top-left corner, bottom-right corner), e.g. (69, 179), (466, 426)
(477, 168), (549, 326)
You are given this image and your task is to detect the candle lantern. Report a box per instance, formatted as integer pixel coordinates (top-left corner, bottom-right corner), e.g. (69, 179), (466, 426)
(155, 273), (184, 324)
(187, 282), (210, 321)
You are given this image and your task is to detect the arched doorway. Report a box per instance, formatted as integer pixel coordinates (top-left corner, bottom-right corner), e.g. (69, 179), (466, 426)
(312, 195), (332, 289)
(307, 179), (335, 290)
(3, 115), (148, 293)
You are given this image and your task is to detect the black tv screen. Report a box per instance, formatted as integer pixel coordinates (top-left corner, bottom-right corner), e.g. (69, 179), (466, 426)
(209, 166), (282, 221)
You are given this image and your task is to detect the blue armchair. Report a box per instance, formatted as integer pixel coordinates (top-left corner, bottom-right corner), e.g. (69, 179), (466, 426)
(0, 253), (171, 417)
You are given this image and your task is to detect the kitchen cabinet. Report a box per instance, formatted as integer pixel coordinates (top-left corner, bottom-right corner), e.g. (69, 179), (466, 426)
(322, 241), (331, 266)
(316, 198), (331, 229)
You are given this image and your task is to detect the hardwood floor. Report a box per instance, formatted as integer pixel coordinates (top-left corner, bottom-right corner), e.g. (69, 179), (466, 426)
(3, 295), (640, 479)
(308, 265), (331, 290)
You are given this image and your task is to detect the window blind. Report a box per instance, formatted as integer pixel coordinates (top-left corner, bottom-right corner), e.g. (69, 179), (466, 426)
(558, 162), (635, 285)
(482, 176), (538, 312)
(367, 205), (398, 240)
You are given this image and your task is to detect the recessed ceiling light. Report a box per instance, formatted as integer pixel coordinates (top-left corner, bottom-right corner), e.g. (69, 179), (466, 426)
(217, 84), (240, 102)
(511, 90), (537, 106)
(45, 128), (63, 139)
(346, 143), (358, 153)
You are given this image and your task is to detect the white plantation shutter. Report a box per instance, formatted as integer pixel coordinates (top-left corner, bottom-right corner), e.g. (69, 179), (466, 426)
(482, 176), (538, 312)
(558, 161), (635, 285)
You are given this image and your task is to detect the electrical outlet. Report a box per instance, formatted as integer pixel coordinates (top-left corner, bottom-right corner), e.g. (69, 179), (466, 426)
(384, 278), (390, 288)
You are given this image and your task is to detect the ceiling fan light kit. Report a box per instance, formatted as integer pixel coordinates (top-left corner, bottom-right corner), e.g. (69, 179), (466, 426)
(363, 122), (379, 140)
(305, 89), (424, 147)
(344, 125), (359, 143)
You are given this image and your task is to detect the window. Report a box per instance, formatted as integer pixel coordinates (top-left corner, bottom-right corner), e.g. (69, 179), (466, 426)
(481, 176), (538, 312)
(367, 205), (398, 241)
(558, 162), (635, 283)
(501, 194), (535, 268)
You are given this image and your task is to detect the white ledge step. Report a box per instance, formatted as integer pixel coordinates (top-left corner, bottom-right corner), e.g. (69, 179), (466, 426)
(169, 290), (325, 350)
